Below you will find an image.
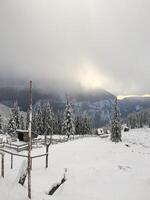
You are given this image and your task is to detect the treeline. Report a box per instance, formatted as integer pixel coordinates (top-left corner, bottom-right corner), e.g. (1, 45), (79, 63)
(31, 101), (92, 137)
(127, 109), (150, 129)
(0, 101), (25, 135)
(0, 100), (92, 137)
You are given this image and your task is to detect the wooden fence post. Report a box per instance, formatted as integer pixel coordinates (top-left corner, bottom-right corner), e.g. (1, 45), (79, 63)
(11, 154), (13, 169)
(1, 155), (4, 177)
(31, 158), (32, 170)
(46, 145), (49, 168)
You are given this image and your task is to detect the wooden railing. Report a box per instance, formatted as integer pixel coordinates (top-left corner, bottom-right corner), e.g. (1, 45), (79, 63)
(0, 143), (28, 152)
(0, 148), (48, 169)
(0, 134), (99, 172)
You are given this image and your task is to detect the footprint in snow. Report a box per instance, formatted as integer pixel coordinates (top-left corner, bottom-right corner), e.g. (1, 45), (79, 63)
(118, 165), (131, 171)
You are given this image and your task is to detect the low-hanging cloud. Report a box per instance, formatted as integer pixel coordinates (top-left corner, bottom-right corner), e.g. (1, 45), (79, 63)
(0, 0), (150, 95)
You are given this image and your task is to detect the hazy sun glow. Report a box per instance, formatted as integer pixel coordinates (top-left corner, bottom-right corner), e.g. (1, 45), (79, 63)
(117, 94), (150, 100)
(78, 63), (109, 90)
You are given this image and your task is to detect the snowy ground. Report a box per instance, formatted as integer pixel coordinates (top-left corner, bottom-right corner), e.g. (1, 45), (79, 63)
(0, 128), (150, 200)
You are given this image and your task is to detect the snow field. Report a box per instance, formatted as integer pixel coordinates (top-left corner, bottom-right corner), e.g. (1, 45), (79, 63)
(0, 128), (150, 200)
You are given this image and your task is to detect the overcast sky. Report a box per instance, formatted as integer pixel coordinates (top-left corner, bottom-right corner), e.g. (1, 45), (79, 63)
(0, 0), (150, 95)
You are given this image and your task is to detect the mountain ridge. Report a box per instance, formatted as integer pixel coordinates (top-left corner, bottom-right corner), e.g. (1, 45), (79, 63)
(0, 87), (150, 127)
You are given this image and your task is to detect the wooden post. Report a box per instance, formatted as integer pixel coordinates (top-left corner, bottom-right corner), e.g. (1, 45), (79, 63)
(1, 155), (4, 177)
(28, 80), (32, 199)
(31, 158), (32, 170)
(46, 145), (49, 168)
(44, 134), (47, 146)
(11, 154), (13, 169)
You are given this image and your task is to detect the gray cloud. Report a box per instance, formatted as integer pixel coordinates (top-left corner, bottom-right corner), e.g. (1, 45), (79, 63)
(0, 0), (150, 95)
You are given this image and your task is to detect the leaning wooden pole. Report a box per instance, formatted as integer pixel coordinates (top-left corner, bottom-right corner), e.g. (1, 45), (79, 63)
(28, 80), (32, 199)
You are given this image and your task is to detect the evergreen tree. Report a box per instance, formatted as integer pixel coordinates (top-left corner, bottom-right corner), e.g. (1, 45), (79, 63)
(127, 109), (150, 129)
(75, 115), (91, 135)
(62, 100), (75, 139)
(20, 114), (25, 130)
(12, 101), (20, 129)
(53, 112), (62, 135)
(26, 109), (30, 130)
(42, 101), (54, 136)
(32, 112), (38, 133)
(36, 103), (43, 135)
(75, 116), (82, 135)
(33, 101), (55, 144)
(83, 115), (91, 135)
(111, 98), (122, 142)
(7, 117), (16, 136)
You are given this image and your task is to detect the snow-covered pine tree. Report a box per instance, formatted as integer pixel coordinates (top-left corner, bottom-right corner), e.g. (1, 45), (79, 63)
(75, 115), (92, 135)
(26, 109), (30, 130)
(42, 102), (52, 133)
(20, 114), (25, 130)
(111, 98), (122, 142)
(62, 100), (75, 139)
(75, 116), (82, 135)
(48, 103), (55, 136)
(7, 117), (16, 136)
(42, 101), (54, 144)
(53, 111), (62, 135)
(32, 112), (38, 133)
(0, 114), (3, 134)
(36, 102), (43, 135)
(12, 101), (20, 129)
(82, 115), (91, 135)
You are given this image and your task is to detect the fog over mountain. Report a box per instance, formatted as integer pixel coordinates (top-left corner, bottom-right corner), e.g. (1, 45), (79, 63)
(0, 86), (150, 128)
(0, 0), (150, 95)
(1, 0), (150, 127)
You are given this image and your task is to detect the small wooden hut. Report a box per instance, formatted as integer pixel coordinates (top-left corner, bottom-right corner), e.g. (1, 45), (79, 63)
(16, 129), (38, 142)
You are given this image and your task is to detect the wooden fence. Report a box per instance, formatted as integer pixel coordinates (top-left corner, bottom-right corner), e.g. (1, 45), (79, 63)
(0, 148), (48, 170)
(0, 143), (28, 152)
(0, 134), (99, 177)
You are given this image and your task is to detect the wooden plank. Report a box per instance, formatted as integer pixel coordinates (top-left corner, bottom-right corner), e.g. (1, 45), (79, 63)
(32, 153), (48, 159)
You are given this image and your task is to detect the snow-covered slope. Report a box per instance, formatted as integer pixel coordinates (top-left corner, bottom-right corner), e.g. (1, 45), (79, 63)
(0, 128), (150, 200)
